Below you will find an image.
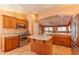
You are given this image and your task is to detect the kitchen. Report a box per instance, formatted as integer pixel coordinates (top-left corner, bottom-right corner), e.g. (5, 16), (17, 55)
(0, 4), (79, 55)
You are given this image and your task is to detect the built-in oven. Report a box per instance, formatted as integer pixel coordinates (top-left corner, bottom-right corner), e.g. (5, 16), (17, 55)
(18, 33), (27, 47)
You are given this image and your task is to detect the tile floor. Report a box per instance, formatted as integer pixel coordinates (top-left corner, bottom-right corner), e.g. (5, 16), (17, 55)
(0, 43), (76, 55)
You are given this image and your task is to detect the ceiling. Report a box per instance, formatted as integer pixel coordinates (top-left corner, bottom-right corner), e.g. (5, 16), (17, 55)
(0, 4), (60, 14)
(38, 15), (72, 27)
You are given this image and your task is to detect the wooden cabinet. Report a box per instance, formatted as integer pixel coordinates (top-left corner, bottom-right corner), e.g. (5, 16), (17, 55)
(55, 36), (62, 46)
(11, 18), (17, 29)
(31, 39), (52, 55)
(26, 20), (28, 29)
(27, 37), (31, 44)
(12, 36), (19, 49)
(52, 34), (71, 47)
(76, 36), (79, 48)
(3, 15), (28, 29)
(62, 36), (71, 47)
(16, 18), (21, 24)
(5, 37), (12, 51)
(4, 36), (19, 52)
(0, 38), (2, 50)
(3, 15), (16, 29)
(3, 15), (12, 28)
(52, 35), (63, 46)
(16, 19), (25, 24)
(16, 18), (28, 28)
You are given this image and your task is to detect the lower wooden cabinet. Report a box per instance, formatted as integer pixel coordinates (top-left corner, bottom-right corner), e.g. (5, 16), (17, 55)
(62, 37), (71, 47)
(27, 37), (31, 44)
(5, 38), (12, 51)
(4, 36), (19, 52)
(75, 36), (79, 48)
(52, 34), (71, 47)
(12, 36), (19, 49)
(31, 39), (52, 55)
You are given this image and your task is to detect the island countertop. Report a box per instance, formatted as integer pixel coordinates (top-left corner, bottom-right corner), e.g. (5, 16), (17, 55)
(28, 35), (53, 41)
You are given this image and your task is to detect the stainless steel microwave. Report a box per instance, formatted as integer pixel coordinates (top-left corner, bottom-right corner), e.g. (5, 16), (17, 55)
(16, 23), (26, 29)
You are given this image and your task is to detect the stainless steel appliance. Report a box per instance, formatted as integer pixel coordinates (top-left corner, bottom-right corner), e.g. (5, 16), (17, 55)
(18, 33), (27, 47)
(71, 15), (79, 54)
(16, 23), (26, 29)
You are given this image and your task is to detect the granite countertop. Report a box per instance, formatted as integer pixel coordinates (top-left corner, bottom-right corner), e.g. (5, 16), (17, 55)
(28, 33), (71, 41)
(28, 35), (52, 41)
(52, 33), (71, 35)
(0, 34), (18, 37)
(44, 32), (71, 36)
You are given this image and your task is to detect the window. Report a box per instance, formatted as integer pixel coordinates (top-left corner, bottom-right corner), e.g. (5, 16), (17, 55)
(58, 27), (66, 32)
(49, 27), (53, 32)
(45, 27), (49, 32)
(68, 26), (71, 32)
(45, 27), (53, 32)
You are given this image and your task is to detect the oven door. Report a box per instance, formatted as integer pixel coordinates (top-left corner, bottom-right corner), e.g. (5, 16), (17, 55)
(19, 35), (27, 47)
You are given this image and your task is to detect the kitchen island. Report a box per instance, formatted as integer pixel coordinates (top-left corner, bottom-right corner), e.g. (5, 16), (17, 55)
(28, 35), (53, 55)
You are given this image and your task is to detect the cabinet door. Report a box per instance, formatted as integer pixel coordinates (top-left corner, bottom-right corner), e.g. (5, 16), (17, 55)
(27, 37), (31, 44)
(53, 35), (63, 46)
(63, 36), (71, 47)
(12, 36), (19, 49)
(56, 36), (63, 46)
(16, 19), (22, 24)
(31, 39), (36, 52)
(3, 15), (12, 28)
(5, 36), (19, 51)
(5, 37), (13, 51)
(11, 18), (17, 29)
(52, 35), (57, 44)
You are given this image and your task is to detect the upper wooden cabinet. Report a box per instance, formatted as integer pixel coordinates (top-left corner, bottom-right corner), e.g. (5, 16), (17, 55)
(3, 15), (12, 28)
(16, 18), (26, 25)
(16, 18), (28, 29)
(3, 15), (17, 28)
(2, 15), (28, 29)
(11, 17), (17, 29)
